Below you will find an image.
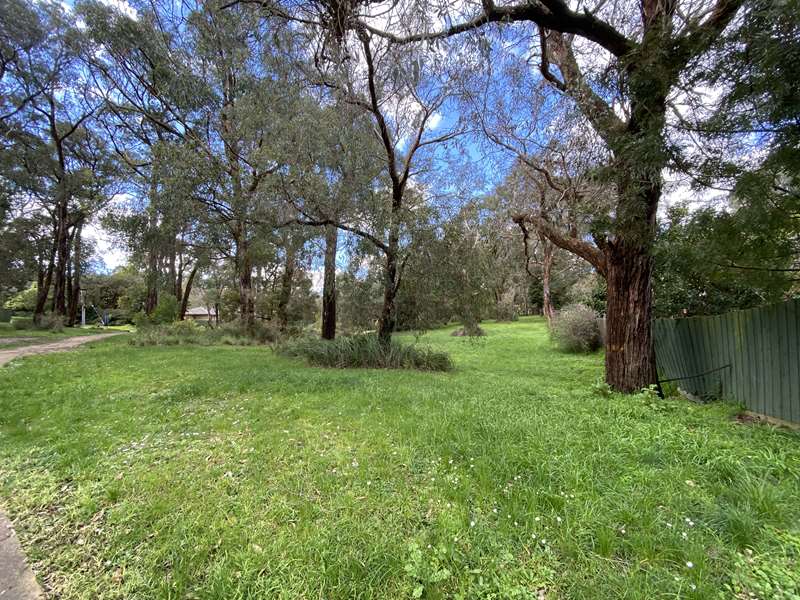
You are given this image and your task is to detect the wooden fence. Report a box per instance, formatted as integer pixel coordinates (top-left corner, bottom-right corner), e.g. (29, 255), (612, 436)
(653, 298), (800, 424)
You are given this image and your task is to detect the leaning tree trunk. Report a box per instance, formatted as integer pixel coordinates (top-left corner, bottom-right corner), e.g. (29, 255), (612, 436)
(179, 264), (198, 321)
(321, 225), (338, 340)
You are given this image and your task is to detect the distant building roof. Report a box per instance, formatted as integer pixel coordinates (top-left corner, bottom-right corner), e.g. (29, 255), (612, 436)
(185, 306), (216, 316)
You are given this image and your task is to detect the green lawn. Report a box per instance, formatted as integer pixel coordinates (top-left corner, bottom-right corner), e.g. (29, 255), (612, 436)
(1, 318), (798, 599)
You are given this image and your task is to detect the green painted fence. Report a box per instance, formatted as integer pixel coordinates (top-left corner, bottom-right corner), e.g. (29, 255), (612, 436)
(653, 299), (800, 424)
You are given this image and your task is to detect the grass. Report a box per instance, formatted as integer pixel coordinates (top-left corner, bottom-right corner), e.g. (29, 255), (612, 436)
(0, 317), (798, 599)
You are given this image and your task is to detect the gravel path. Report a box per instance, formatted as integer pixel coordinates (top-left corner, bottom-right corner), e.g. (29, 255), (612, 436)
(1, 331), (124, 597)
(0, 513), (42, 599)
(0, 333), (122, 367)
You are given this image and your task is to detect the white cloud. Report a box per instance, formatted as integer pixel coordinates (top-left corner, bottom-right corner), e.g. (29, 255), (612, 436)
(98, 0), (138, 20)
(84, 221), (128, 272)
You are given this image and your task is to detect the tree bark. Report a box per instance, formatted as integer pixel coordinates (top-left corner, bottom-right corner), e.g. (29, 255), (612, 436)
(52, 186), (70, 316)
(604, 240), (657, 393)
(67, 221), (83, 327)
(321, 224), (338, 339)
(539, 233), (556, 326)
(276, 243), (296, 333)
(377, 221), (400, 345)
(235, 231), (255, 326)
(34, 229), (58, 324)
(179, 264), (198, 321)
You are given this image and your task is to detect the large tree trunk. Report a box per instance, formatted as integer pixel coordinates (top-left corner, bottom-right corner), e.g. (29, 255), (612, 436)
(276, 243), (296, 333)
(321, 225), (338, 340)
(179, 264), (198, 321)
(604, 240), (656, 393)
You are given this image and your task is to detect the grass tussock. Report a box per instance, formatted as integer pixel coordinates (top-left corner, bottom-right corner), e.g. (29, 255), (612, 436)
(130, 319), (277, 347)
(278, 333), (454, 371)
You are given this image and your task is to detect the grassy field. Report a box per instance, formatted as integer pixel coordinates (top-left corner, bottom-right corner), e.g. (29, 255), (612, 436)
(1, 318), (799, 599)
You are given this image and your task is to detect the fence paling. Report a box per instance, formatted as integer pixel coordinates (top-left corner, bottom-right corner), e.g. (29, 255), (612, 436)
(653, 298), (800, 424)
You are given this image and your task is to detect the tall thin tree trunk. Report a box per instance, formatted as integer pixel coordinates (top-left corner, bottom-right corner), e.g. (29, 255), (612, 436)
(34, 230), (58, 324)
(377, 223), (400, 345)
(236, 231), (255, 326)
(539, 234), (556, 326)
(67, 221), (83, 327)
(276, 243), (296, 333)
(321, 225), (338, 340)
(52, 189), (70, 316)
(179, 264), (197, 320)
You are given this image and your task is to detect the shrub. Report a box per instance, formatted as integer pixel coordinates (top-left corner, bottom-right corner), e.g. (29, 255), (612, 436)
(277, 334), (453, 371)
(12, 317), (33, 330)
(38, 313), (64, 332)
(216, 319), (278, 344)
(129, 319), (277, 347)
(451, 324), (486, 337)
(494, 302), (519, 322)
(551, 303), (603, 353)
(151, 295), (179, 324)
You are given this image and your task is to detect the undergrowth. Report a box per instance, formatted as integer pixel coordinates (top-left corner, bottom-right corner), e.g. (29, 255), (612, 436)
(277, 333), (454, 371)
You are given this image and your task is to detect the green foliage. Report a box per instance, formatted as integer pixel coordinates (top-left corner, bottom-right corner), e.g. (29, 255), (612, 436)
(1, 319), (800, 599)
(150, 294), (179, 325)
(725, 530), (800, 600)
(550, 304), (603, 353)
(277, 334), (454, 371)
(3, 282), (37, 312)
(11, 317), (33, 330)
(653, 205), (794, 318)
(493, 302), (519, 322)
(130, 319), (277, 347)
(10, 313), (63, 332)
(37, 313), (64, 333)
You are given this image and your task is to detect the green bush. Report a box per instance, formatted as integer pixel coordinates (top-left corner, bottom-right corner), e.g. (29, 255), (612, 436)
(38, 313), (64, 332)
(151, 295), (179, 324)
(11, 317), (34, 330)
(277, 334), (454, 372)
(551, 304), (603, 353)
(130, 319), (277, 347)
(494, 302), (519, 322)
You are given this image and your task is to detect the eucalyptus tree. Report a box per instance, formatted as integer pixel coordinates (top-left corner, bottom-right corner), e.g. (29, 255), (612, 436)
(81, 0), (309, 325)
(264, 0), (465, 344)
(354, 0), (745, 391)
(1, 0), (116, 323)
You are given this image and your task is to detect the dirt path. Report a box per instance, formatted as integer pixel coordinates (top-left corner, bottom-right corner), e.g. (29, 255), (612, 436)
(1, 332), (124, 597)
(0, 333), (123, 367)
(0, 512), (42, 599)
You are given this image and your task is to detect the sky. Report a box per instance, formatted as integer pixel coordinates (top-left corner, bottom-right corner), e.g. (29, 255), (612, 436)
(73, 0), (731, 277)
